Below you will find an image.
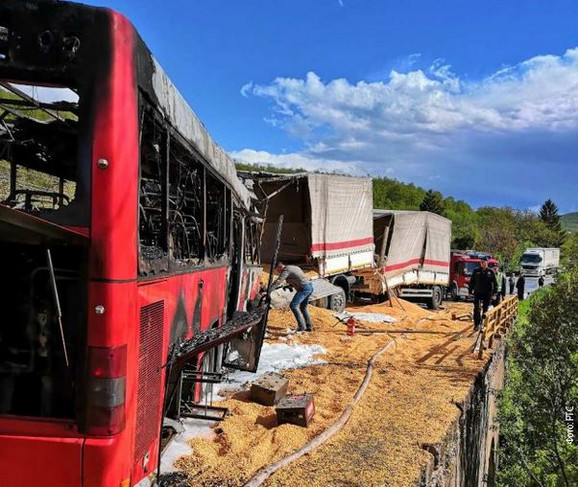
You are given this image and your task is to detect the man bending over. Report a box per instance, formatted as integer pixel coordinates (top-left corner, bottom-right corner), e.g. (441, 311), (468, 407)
(272, 263), (314, 332)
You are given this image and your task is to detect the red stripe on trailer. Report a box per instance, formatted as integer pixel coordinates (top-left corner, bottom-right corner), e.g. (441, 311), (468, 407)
(310, 237), (374, 252)
(385, 259), (449, 272)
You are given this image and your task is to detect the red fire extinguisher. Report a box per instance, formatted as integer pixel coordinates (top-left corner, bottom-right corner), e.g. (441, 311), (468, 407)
(346, 317), (356, 336)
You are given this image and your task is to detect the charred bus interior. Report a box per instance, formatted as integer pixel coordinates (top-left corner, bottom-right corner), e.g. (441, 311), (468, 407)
(0, 80), (87, 419)
(138, 101), (234, 277)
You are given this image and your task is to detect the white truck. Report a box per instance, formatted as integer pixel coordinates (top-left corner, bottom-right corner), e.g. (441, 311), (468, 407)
(240, 171), (375, 312)
(352, 210), (452, 309)
(519, 247), (560, 277)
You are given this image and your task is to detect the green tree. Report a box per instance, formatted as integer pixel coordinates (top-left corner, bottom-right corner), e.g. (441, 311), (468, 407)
(419, 189), (446, 215)
(498, 271), (578, 486)
(445, 198), (478, 249)
(540, 199), (562, 229)
(561, 232), (578, 270)
(234, 161), (304, 174)
(539, 199), (566, 246)
(476, 207), (519, 263)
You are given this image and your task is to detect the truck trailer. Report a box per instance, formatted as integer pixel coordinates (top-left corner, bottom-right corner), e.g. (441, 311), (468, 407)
(240, 172), (375, 311)
(520, 247), (560, 277)
(352, 210), (452, 309)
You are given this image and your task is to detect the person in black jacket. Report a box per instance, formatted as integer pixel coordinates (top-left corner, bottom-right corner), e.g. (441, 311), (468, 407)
(508, 274), (516, 295)
(468, 257), (498, 330)
(516, 274), (526, 301)
(538, 276), (545, 288)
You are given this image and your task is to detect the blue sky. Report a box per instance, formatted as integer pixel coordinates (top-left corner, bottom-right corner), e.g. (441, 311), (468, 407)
(91, 0), (578, 212)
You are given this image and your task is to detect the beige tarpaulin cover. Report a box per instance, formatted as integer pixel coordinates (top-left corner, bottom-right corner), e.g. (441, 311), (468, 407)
(424, 212), (452, 272)
(373, 210), (451, 278)
(248, 173), (373, 263)
(307, 174), (374, 259)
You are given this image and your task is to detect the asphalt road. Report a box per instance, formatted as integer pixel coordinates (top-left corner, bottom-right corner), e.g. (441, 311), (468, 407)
(507, 275), (556, 298)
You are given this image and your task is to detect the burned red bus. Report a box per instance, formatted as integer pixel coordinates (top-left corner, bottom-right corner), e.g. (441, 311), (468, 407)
(0, 1), (265, 486)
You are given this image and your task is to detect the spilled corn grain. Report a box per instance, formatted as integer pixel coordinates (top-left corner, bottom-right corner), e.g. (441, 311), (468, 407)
(176, 300), (492, 486)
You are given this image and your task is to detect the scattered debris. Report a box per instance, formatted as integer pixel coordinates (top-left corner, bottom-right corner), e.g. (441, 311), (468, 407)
(334, 311), (397, 324)
(275, 394), (315, 428)
(250, 372), (289, 406)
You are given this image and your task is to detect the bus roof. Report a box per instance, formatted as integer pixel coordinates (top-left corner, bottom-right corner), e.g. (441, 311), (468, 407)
(144, 55), (253, 210)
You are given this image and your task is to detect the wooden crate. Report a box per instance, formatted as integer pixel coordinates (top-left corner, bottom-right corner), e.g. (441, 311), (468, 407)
(275, 394), (315, 427)
(250, 372), (289, 406)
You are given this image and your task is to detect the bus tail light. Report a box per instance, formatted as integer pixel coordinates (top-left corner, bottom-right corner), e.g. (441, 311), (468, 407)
(86, 345), (127, 436)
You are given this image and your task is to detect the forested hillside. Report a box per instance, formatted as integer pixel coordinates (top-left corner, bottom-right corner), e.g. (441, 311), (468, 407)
(561, 212), (578, 232)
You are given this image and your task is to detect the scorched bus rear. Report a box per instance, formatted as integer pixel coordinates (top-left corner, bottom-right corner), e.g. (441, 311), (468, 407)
(0, 1), (265, 485)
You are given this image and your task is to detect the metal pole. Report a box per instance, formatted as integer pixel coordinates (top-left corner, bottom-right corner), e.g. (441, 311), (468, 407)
(46, 248), (70, 368)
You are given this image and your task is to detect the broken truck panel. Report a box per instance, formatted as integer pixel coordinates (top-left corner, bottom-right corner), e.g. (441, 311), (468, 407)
(270, 279), (345, 309)
(239, 171), (374, 277)
(373, 210), (451, 280)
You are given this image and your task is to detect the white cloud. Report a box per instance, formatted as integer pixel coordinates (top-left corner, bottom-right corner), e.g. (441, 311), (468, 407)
(246, 48), (578, 138)
(240, 81), (253, 98)
(230, 148), (365, 174)
(234, 48), (578, 210)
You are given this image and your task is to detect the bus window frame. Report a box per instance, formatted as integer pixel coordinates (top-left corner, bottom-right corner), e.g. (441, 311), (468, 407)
(137, 94), (234, 278)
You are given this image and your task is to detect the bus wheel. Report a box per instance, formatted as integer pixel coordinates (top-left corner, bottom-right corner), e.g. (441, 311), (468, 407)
(427, 286), (443, 310)
(450, 284), (460, 302)
(328, 288), (346, 313)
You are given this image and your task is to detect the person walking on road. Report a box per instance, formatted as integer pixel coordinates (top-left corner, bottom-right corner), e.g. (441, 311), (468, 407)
(272, 262), (314, 332)
(516, 274), (526, 301)
(508, 274), (515, 295)
(469, 256), (498, 331)
(538, 276), (545, 288)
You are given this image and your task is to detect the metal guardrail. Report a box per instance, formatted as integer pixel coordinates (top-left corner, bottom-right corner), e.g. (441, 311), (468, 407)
(473, 295), (518, 358)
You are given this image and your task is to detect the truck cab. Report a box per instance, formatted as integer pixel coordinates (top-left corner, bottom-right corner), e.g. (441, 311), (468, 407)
(449, 251), (498, 300)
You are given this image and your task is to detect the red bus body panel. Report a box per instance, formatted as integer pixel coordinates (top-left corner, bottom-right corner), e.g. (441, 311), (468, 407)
(90, 11), (139, 282)
(0, 434), (83, 486)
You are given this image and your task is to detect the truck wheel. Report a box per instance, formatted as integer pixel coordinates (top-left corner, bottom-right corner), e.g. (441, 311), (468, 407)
(328, 288), (346, 313)
(450, 284), (460, 302)
(427, 286), (443, 310)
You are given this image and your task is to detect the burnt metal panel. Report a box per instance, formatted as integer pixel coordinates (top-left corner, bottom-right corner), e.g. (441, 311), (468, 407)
(191, 281), (203, 337)
(0, 203), (88, 245)
(169, 293), (188, 348)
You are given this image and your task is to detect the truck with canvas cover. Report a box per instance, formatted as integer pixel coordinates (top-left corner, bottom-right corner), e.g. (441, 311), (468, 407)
(353, 210), (451, 309)
(240, 172), (374, 312)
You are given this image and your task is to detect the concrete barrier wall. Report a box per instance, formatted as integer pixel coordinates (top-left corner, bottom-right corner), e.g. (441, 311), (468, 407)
(417, 338), (506, 487)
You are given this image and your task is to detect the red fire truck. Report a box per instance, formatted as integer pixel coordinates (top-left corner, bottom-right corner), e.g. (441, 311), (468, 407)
(448, 251), (499, 300)
(0, 1), (265, 486)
